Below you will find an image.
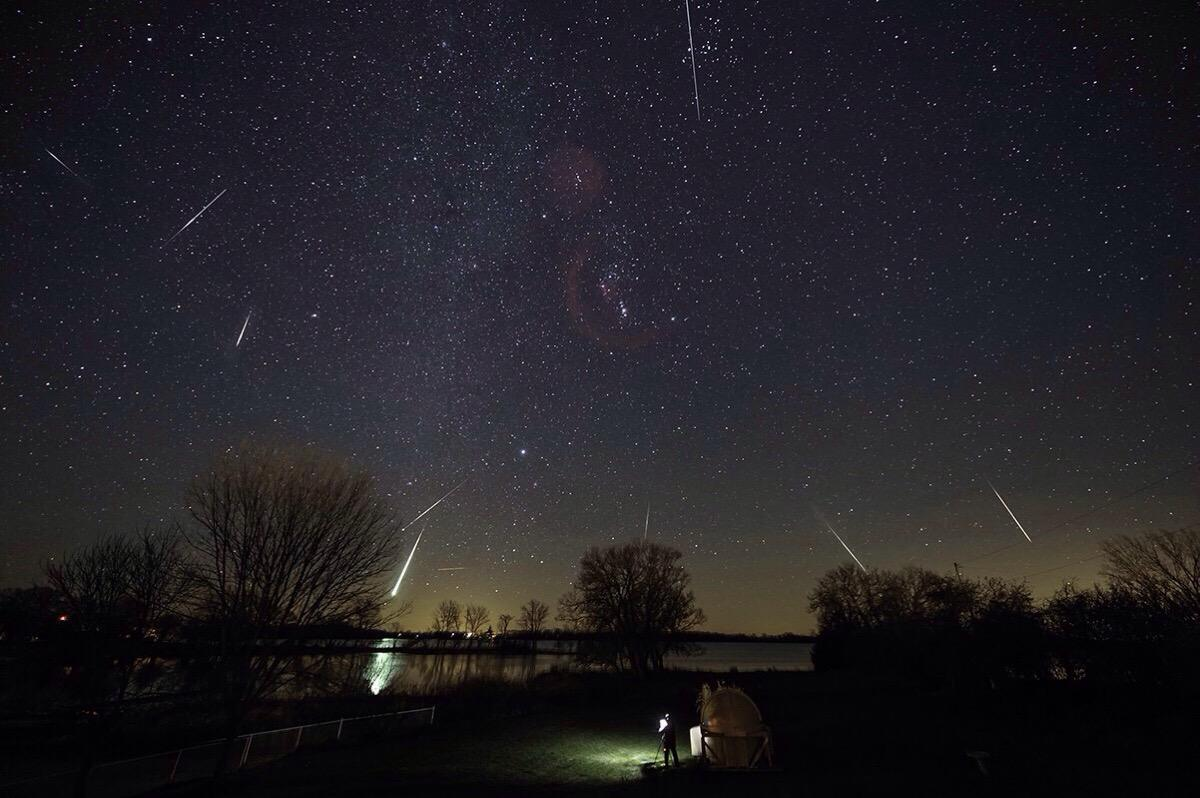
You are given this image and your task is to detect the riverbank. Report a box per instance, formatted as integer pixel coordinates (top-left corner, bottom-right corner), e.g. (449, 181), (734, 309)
(154, 669), (1199, 797)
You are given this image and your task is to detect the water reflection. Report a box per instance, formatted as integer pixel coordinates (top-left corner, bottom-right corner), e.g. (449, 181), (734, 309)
(367, 650), (403, 695)
(364, 648), (554, 694)
(356, 640), (812, 695)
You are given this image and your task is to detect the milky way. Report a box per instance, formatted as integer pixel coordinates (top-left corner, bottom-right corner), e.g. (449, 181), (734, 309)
(3, 2), (1196, 631)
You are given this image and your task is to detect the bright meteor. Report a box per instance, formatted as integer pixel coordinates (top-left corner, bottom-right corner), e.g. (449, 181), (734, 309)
(989, 482), (1032, 542)
(389, 527), (423, 597)
(235, 311), (251, 347)
(400, 479), (466, 531)
(388, 479), (467, 597)
(827, 524), (868, 573)
(45, 148), (82, 180)
(165, 188), (227, 245)
(683, 0), (702, 121)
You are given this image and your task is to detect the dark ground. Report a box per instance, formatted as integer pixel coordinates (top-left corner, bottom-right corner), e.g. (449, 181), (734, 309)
(152, 669), (1200, 797)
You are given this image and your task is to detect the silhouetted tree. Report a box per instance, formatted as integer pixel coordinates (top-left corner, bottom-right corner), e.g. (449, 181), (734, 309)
(0, 585), (62, 643)
(44, 526), (185, 796)
(432, 599), (462, 632)
(557, 541), (705, 675)
(967, 576), (1044, 682)
(519, 598), (550, 633)
(464, 604), (490, 634)
(124, 525), (189, 646)
(808, 563), (1043, 684)
(183, 445), (399, 772)
(1045, 526), (1200, 687)
(496, 613), (513, 635)
(1043, 582), (1164, 682)
(1102, 526), (1200, 622)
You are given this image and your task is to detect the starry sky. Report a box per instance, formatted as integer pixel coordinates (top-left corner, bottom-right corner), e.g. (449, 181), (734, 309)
(2, 1), (1197, 633)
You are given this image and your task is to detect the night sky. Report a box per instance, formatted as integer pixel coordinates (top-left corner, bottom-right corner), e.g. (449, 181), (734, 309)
(2, 2), (1197, 633)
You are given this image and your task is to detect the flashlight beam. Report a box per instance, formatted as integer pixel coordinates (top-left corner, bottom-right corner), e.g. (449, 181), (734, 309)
(989, 482), (1033, 542)
(827, 524), (868, 573)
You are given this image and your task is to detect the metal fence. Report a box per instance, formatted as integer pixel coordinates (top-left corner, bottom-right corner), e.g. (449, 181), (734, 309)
(2, 706), (435, 798)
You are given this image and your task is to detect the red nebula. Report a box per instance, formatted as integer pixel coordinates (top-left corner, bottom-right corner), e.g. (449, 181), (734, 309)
(563, 241), (660, 350)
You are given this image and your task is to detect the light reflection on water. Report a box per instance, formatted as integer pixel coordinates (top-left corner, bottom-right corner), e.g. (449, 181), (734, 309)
(363, 649), (551, 694)
(360, 641), (813, 695)
(367, 650), (402, 695)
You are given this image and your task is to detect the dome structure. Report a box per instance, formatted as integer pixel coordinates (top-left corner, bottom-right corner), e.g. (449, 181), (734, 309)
(690, 684), (774, 769)
(699, 687), (764, 735)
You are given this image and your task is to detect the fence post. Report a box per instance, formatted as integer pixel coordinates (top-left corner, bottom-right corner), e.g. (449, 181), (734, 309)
(239, 736), (252, 769)
(336, 718), (345, 741)
(168, 749), (182, 783)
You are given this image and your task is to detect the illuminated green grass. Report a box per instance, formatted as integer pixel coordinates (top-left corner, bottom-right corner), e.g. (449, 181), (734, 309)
(213, 713), (692, 795)
(389, 716), (683, 786)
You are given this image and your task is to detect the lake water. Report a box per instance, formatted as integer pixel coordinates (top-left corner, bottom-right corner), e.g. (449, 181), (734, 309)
(361, 641), (813, 694)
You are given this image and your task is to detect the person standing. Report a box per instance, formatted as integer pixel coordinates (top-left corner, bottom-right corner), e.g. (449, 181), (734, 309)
(659, 713), (679, 767)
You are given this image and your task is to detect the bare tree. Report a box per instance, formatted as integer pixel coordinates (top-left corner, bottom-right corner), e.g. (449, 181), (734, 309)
(45, 535), (133, 798)
(497, 613), (513, 635)
(807, 563), (1043, 680)
(808, 563), (976, 632)
(519, 598), (550, 633)
(183, 445), (399, 767)
(464, 604), (490, 634)
(433, 599), (461, 632)
(557, 541), (705, 675)
(125, 525), (188, 643)
(1102, 526), (1200, 622)
(45, 537), (133, 634)
(45, 526), (185, 796)
(806, 563), (1035, 634)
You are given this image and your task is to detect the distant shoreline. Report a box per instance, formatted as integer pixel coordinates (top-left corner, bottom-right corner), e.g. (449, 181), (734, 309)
(1, 635), (816, 659)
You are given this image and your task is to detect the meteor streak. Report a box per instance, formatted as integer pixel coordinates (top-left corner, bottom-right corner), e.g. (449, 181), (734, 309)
(435, 567), (466, 572)
(165, 188), (227, 245)
(683, 0), (702, 121)
(235, 312), (251, 348)
(827, 524), (868, 573)
(401, 479), (466, 531)
(989, 482), (1032, 542)
(389, 527), (423, 597)
(45, 148), (82, 180)
(388, 479), (467, 597)
(643, 503), (651, 541)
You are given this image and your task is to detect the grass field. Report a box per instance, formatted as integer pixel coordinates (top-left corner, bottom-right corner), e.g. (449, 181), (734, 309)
(158, 669), (1198, 797)
(168, 712), (721, 797)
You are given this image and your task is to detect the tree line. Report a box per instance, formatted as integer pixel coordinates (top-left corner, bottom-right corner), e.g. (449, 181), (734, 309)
(1, 446), (410, 793)
(0, 444), (708, 795)
(807, 524), (1200, 689)
(26, 439), (1193, 791)
(427, 598), (549, 634)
